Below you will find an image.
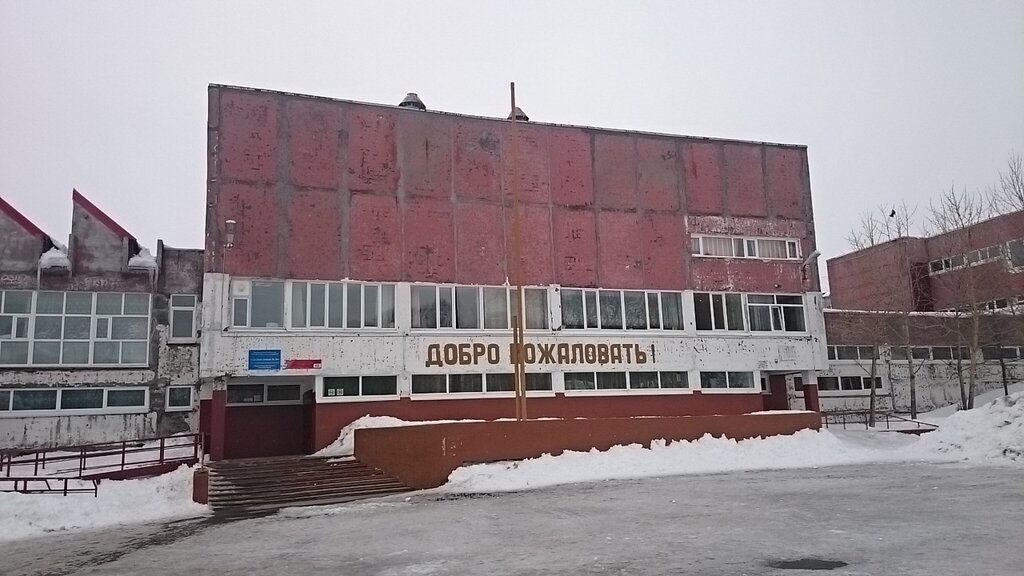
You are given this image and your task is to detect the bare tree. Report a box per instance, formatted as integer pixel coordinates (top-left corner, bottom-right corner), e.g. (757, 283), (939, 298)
(845, 202), (917, 250)
(990, 151), (1024, 215)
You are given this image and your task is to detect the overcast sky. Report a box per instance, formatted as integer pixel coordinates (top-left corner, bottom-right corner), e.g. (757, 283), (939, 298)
(2, 1), (1022, 288)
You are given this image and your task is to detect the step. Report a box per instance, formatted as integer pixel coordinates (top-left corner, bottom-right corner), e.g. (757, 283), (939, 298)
(209, 486), (411, 509)
(209, 477), (407, 499)
(208, 464), (379, 484)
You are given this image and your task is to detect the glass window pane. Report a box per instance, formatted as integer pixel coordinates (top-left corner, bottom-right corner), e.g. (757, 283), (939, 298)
(0, 315), (11, 339)
(251, 282), (285, 328)
(711, 294), (725, 330)
(123, 294), (150, 315)
(782, 306), (805, 331)
(411, 286), (437, 329)
(0, 341), (29, 364)
(232, 299), (248, 327)
(0, 390), (9, 410)
(890, 347), (908, 360)
(364, 285), (379, 328)
(660, 372), (689, 388)
(33, 342), (61, 364)
(455, 287), (480, 329)
(777, 295), (802, 305)
(561, 289), (585, 329)
(2, 291), (32, 313)
(629, 372), (659, 389)
(170, 295), (196, 307)
(747, 294), (775, 304)
(858, 346), (876, 360)
(483, 287), (508, 329)
(15, 317), (28, 338)
(34, 316), (63, 339)
(519, 373), (548, 391)
(748, 305), (772, 331)
(61, 389), (104, 409)
(168, 387), (193, 407)
(725, 294), (744, 330)
(599, 291), (622, 329)
(818, 377), (840, 391)
(487, 373), (515, 392)
(64, 316), (91, 340)
(65, 292), (93, 314)
(310, 284), (326, 327)
(564, 372), (596, 391)
(291, 282), (307, 328)
(733, 238), (746, 257)
(328, 284), (345, 328)
(647, 293), (661, 329)
(93, 341), (120, 364)
(380, 285), (395, 328)
(227, 384), (264, 403)
(107, 389), (147, 407)
(840, 376), (863, 391)
(171, 309), (195, 339)
(700, 371), (728, 388)
(437, 286), (453, 328)
(36, 292), (64, 314)
(96, 293), (123, 315)
(702, 237), (732, 256)
(362, 376), (397, 396)
(827, 346), (836, 360)
(411, 374), (446, 394)
(597, 372), (627, 390)
(12, 389), (57, 410)
(585, 291), (599, 328)
(347, 283), (361, 328)
(449, 374), (483, 393)
(624, 292), (647, 330)
(728, 372), (755, 388)
(121, 342), (148, 364)
(266, 384), (301, 402)
(324, 377), (359, 397)
(111, 317), (148, 340)
(836, 346), (859, 360)
(524, 289), (548, 329)
(694, 293), (713, 330)
(62, 342), (90, 364)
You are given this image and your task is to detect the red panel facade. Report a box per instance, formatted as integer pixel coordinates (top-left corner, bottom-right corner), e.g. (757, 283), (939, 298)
(505, 204), (554, 286)
(549, 128), (594, 207)
(218, 182), (279, 277)
(404, 198), (455, 283)
(724, 144), (767, 218)
(287, 99), (342, 190)
(455, 202), (506, 285)
(553, 208), (598, 287)
(349, 193), (402, 281)
(345, 107), (398, 194)
(691, 258), (803, 293)
(453, 119), (502, 203)
(637, 137), (680, 212)
(218, 91), (279, 183)
(765, 146), (804, 220)
(397, 111), (453, 199)
(642, 212), (688, 289)
(285, 188), (342, 280)
(593, 133), (638, 210)
(502, 123), (551, 206)
(682, 142), (724, 215)
(598, 211), (645, 289)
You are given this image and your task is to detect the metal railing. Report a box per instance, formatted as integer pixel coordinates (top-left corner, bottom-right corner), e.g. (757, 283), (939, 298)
(0, 432), (201, 484)
(0, 476), (99, 496)
(821, 410), (937, 431)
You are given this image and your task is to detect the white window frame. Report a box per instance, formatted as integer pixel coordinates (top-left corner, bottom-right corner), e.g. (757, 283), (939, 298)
(690, 235), (801, 261)
(164, 385), (195, 412)
(561, 370), (691, 395)
(746, 294), (806, 333)
(0, 386), (149, 418)
(225, 382), (306, 406)
(697, 370), (758, 391)
(319, 375), (400, 402)
(693, 292), (747, 332)
(559, 289), (685, 332)
(168, 295), (199, 344)
(409, 284), (549, 332)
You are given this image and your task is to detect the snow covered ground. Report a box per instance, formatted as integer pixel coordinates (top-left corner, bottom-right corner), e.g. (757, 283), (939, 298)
(2, 387), (1022, 546)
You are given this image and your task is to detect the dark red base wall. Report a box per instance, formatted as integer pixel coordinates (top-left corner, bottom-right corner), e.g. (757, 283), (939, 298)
(224, 405), (308, 459)
(355, 412), (821, 489)
(312, 392), (766, 451)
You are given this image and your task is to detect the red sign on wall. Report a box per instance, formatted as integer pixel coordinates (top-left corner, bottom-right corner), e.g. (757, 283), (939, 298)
(285, 359), (322, 370)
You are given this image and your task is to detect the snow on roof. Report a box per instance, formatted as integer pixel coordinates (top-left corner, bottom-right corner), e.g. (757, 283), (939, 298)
(38, 247), (70, 269)
(128, 247), (158, 270)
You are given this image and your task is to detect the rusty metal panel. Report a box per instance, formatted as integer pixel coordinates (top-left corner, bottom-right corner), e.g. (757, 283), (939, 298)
(637, 138), (680, 212)
(593, 133), (638, 210)
(691, 259), (802, 293)
(597, 211), (644, 289)
(397, 110), (453, 199)
(502, 123), (550, 206)
(505, 204), (553, 286)
(552, 207), (598, 288)
(765, 147), (805, 220)
(455, 202), (506, 285)
(349, 193), (402, 281)
(642, 213), (687, 290)
(217, 182), (279, 277)
(682, 142), (723, 215)
(724, 144), (767, 217)
(453, 119), (502, 203)
(218, 91), (279, 183)
(345, 107), (398, 194)
(287, 99), (342, 190)
(286, 189), (343, 280)
(549, 128), (594, 207)
(405, 198), (455, 283)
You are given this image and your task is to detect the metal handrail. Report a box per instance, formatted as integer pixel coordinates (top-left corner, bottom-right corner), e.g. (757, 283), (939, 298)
(0, 476), (99, 496)
(1, 433), (200, 479)
(820, 409), (937, 430)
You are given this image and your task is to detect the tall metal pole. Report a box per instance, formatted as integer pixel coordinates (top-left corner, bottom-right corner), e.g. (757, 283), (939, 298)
(510, 82), (527, 421)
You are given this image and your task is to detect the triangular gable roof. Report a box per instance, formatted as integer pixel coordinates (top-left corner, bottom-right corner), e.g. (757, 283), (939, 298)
(0, 195), (47, 237)
(72, 189), (136, 241)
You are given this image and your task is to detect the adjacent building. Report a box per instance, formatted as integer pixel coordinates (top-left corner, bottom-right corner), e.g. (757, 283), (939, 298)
(199, 85), (829, 460)
(0, 192), (202, 448)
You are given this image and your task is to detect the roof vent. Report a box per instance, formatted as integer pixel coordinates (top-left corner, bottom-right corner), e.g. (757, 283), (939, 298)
(398, 93), (426, 111)
(508, 107), (529, 121)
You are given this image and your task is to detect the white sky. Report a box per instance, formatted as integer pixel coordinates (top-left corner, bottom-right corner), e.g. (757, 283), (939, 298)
(2, 1), (1022, 288)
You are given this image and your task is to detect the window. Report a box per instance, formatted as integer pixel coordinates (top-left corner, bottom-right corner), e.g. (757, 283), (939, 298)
(226, 382), (305, 405)
(169, 295), (198, 342)
(840, 376), (863, 391)
(1009, 239), (1024, 269)
(699, 371), (755, 389)
(931, 347), (953, 360)
(817, 377), (840, 391)
(747, 295), (805, 332)
(323, 376), (400, 398)
(561, 290), (684, 331)
(290, 281), (395, 330)
(982, 346), (1019, 360)
(483, 373), (553, 392)
(694, 293), (744, 331)
(166, 386), (194, 411)
(413, 285), (548, 331)
(0, 387), (148, 416)
(863, 377), (882, 389)
(692, 235), (800, 260)
(250, 281), (284, 327)
(564, 371), (683, 392)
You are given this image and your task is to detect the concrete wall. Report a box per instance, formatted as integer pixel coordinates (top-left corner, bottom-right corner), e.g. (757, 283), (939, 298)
(0, 196), (49, 273)
(205, 85), (819, 293)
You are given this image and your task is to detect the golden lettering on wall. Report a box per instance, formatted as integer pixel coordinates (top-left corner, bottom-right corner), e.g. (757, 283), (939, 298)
(424, 343), (655, 368)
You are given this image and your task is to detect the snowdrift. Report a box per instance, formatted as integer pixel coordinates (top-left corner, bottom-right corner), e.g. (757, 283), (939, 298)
(911, 391), (1024, 463)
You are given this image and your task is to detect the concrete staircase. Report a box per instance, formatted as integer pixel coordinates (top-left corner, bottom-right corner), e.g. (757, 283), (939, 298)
(207, 455), (411, 513)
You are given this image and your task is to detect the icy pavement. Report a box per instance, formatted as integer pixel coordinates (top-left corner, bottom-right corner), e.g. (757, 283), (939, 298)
(2, 462), (1022, 576)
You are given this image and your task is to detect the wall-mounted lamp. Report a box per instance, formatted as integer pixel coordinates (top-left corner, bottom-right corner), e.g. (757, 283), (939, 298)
(800, 249), (821, 283)
(224, 219), (236, 248)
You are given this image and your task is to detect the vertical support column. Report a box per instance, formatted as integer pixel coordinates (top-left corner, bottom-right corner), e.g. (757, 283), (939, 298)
(209, 389), (228, 461)
(802, 371), (820, 413)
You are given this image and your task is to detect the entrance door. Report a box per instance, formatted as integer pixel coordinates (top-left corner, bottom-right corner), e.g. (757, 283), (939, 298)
(223, 380), (311, 459)
(763, 374), (791, 411)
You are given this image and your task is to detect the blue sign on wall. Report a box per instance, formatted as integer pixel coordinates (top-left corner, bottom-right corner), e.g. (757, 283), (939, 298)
(248, 349), (282, 371)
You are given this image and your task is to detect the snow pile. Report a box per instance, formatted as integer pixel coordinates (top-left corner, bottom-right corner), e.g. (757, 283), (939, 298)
(128, 247), (157, 269)
(910, 391), (1024, 463)
(445, 429), (920, 493)
(38, 247), (70, 269)
(0, 464), (207, 542)
(314, 416), (412, 457)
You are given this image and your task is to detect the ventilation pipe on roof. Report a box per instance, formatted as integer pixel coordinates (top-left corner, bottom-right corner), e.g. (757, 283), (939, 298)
(398, 93), (426, 110)
(508, 106), (529, 121)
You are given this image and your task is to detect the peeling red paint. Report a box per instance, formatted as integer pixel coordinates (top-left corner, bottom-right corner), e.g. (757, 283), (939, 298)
(553, 208), (598, 287)
(405, 198), (455, 282)
(593, 133), (637, 210)
(637, 138), (679, 211)
(691, 258), (803, 293)
(682, 142), (724, 215)
(501, 123), (550, 206)
(453, 119), (502, 202)
(505, 203), (553, 286)
(549, 128), (593, 207)
(218, 182), (279, 277)
(397, 110), (452, 199)
(724, 144), (767, 218)
(598, 211), (644, 289)
(345, 108), (398, 194)
(286, 189), (342, 280)
(287, 99), (341, 189)
(349, 193), (402, 281)
(642, 213), (687, 289)
(765, 147), (804, 220)
(456, 202), (506, 285)
(218, 91), (279, 183)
